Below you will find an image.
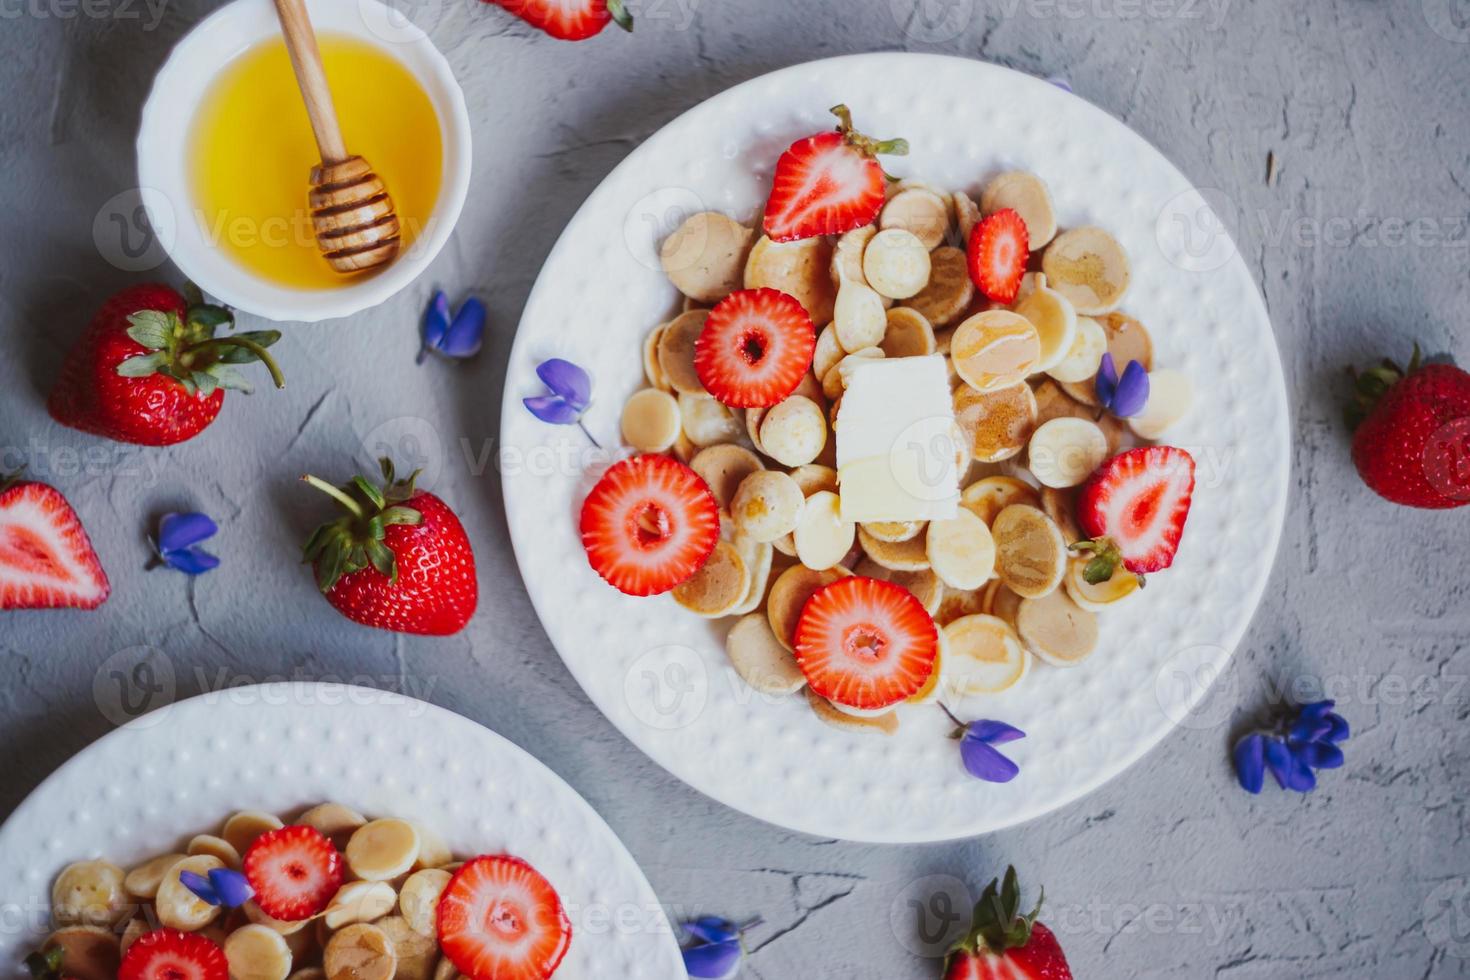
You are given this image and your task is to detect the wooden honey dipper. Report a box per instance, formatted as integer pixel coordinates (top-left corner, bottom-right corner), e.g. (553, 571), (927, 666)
(272, 0), (400, 274)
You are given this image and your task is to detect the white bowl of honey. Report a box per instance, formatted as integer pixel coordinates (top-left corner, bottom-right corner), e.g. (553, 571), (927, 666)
(137, 0), (472, 322)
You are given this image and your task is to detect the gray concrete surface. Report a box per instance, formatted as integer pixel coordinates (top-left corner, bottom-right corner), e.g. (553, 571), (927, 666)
(3, 0), (1470, 976)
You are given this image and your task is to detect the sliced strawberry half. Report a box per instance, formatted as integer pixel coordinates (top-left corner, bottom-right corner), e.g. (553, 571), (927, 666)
(242, 825), (344, 921)
(967, 208), (1030, 304)
(490, 0), (631, 40)
(1076, 445), (1196, 576)
(118, 928), (228, 980)
(763, 105), (907, 242)
(0, 475), (110, 610)
(580, 454), (720, 597)
(437, 855), (572, 980)
(694, 288), (815, 407)
(794, 576), (938, 710)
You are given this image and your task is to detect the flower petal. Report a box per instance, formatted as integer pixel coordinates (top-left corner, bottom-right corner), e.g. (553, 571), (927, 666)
(1298, 740), (1344, 770)
(1095, 352), (1119, 407)
(422, 290), (450, 351)
(178, 869), (220, 906)
(1289, 715), (1333, 744)
(439, 298), (487, 358)
(1323, 713), (1350, 743)
(523, 394), (583, 425)
(158, 512), (218, 552)
(1263, 736), (1293, 790)
(537, 358), (592, 411)
(683, 917), (740, 945)
(1299, 699), (1335, 720)
(682, 938), (743, 979)
(960, 735), (1020, 783)
(1233, 733), (1266, 794)
(208, 868), (254, 908)
(163, 546), (220, 576)
(966, 720), (1026, 746)
(1111, 359), (1150, 417)
(1285, 750), (1317, 792)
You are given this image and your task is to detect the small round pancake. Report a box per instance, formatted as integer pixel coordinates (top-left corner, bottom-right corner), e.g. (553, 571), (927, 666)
(830, 223), (878, 290)
(961, 476), (1041, 526)
(767, 564), (849, 651)
(860, 520), (925, 543)
(760, 395), (827, 467)
(643, 322), (671, 390)
(1058, 311), (1156, 407)
(813, 323), (844, 380)
(730, 469), (804, 542)
(1030, 378), (1127, 456)
(854, 557), (943, 615)
(1012, 277), (1078, 373)
(1063, 557), (1141, 611)
(822, 347), (884, 401)
(787, 463), (839, 497)
(950, 310), (1040, 391)
(672, 539), (748, 618)
(856, 524), (930, 572)
(1039, 485), (1084, 544)
(935, 585), (987, 626)
(988, 583), (1023, 628)
(660, 211), (756, 303)
(953, 381), (1037, 463)
(745, 234), (837, 324)
(656, 309), (711, 394)
(979, 171), (1058, 249)
(881, 307), (937, 358)
(863, 228), (932, 300)
(1041, 226), (1131, 315)
(991, 504), (1067, 599)
(622, 388), (682, 453)
(833, 280), (888, 351)
(805, 687), (899, 735)
(690, 443), (765, 511)
(880, 187), (951, 250)
(1047, 314), (1107, 384)
(793, 490), (854, 571)
(925, 509), (996, 590)
(729, 533), (775, 616)
(678, 391), (743, 446)
(726, 613), (806, 694)
(1016, 587), (1100, 666)
(953, 190), (981, 244)
(905, 246), (974, 328)
(942, 614), (1029, 696)
(1027, 417), (1109, 489)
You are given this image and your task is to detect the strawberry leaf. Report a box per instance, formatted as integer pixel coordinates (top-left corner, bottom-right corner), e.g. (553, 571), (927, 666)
(116, 351), (168, 377)
(204, 364), (253, 393)
(191, 370), (219, 398)
(214, 330), (282, 363)
(126, 311), (174, 351)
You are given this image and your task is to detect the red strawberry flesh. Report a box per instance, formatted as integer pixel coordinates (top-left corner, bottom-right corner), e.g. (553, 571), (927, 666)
(794, 576), (938, 709)
(491, 0), (630, 40)
(0, 479), (110, 610)
(1077, 446), (1195, 574)
(967, 208), (1029, 304)
(762, 105), (906, 243)
(437, 855), (572, 980)
(694, 288), (815, 407)
(580, 454), (720, 596)
(118, 928), (228, 980)
(242, 825), (344, 921)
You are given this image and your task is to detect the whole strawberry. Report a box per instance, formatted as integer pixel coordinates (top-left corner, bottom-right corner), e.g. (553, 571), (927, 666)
(49, 283), (283, 446)
(944, 867), (1072, 980)
(1347, 345), (1470, 509)
(302, 459), (477, 635)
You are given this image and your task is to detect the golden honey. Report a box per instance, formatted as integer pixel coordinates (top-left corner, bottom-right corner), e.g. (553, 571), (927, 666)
(188, 35), (443, 290)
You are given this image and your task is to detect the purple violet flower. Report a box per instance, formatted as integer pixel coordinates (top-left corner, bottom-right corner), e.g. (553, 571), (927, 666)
(1233, 699), (1349, 795)
(680, 916), (761, 979)
(1095, 353), (1150, 418)
(178, 867), (254, 908)
(941, 705), (1026, 783)
(418, 290), (487, 363)
(524, 358), (599, 446)
(152, 512), (220, 575)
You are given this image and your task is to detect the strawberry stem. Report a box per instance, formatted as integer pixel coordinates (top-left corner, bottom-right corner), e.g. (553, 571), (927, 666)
(300, 475), (365, 519)
(829, 104), (909, 159)
(188, 337), (286, 389)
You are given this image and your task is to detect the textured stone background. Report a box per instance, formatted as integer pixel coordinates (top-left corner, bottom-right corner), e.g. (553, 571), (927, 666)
(2, 0), (1469, 976)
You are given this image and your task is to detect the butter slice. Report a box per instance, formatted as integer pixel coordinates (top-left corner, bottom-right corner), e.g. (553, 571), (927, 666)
(835, 355), (959, 523)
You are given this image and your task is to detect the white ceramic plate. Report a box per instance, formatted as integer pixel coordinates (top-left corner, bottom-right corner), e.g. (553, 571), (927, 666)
(0, 684), (685, 978)
(501, 53), (1289, 843)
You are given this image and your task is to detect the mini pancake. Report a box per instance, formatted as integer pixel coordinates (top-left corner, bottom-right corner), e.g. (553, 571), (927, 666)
(679, 391), (743, 447)
(980, 171), (1058, 249)
(622, 388), (682, 453)
(659, 211), (756, 303)
(961, 475), (1040, 526)
(881, 307), (937, 358)
(863, 228), (932, 300)
(834, 280), (888, 351)
(1041, 226), (1131, 315)
(1016, 587), (1100, 666)
(953, 381), (1037, 463)
(644, 321), (671, 390)
(860, 520), (925, 543)
(760, 395), (827, 466)
(854, 557), (944, 615)
(813, 323), (845, 380)
(905, 246), (974, 328)
(935, 585), (987, 626)
(656, 309), (711, 395)
(726, 613), (807, 695)
(950, 310), (1040, 391)
(805, 687), (899, 735)
(1057, 311), (1154, 406)
(856, 524), (931, 572)
(942, 614), (1029, 696)
(925, 509), (996, 590)
(745, 234), (837, 324)
(730, 469), (804, 542)
(990, 504), (1067, 599)
(830, 223), (879, 291)
(788, 463), (839, 497)
(767, 564), (850, 650)
(672, 539), (748, 617)
(880, 187), (951, 250)
(690, 444), (765, 511)
(793, 490), (854, 571)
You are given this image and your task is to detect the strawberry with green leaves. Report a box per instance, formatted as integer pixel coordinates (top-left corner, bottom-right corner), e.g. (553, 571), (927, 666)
(48, 283), (283, 446)
(302, 459), (477, 636)
(945, 867), (1072, 980)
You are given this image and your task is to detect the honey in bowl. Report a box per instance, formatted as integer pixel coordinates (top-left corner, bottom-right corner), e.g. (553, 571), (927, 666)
(188, 35), (443, 290)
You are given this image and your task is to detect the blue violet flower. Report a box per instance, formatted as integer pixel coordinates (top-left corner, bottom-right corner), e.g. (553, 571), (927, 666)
(418, 290), (487, 363)
(523, 358), (599, 446)
(1234, 699), (1349, 795)
(178, 868), (253, 908)
(152, 512), (220, 575)
(941, 704), (1026, 783)
(1095, 352), (1150, 417)
(680, 916), (761, 979)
